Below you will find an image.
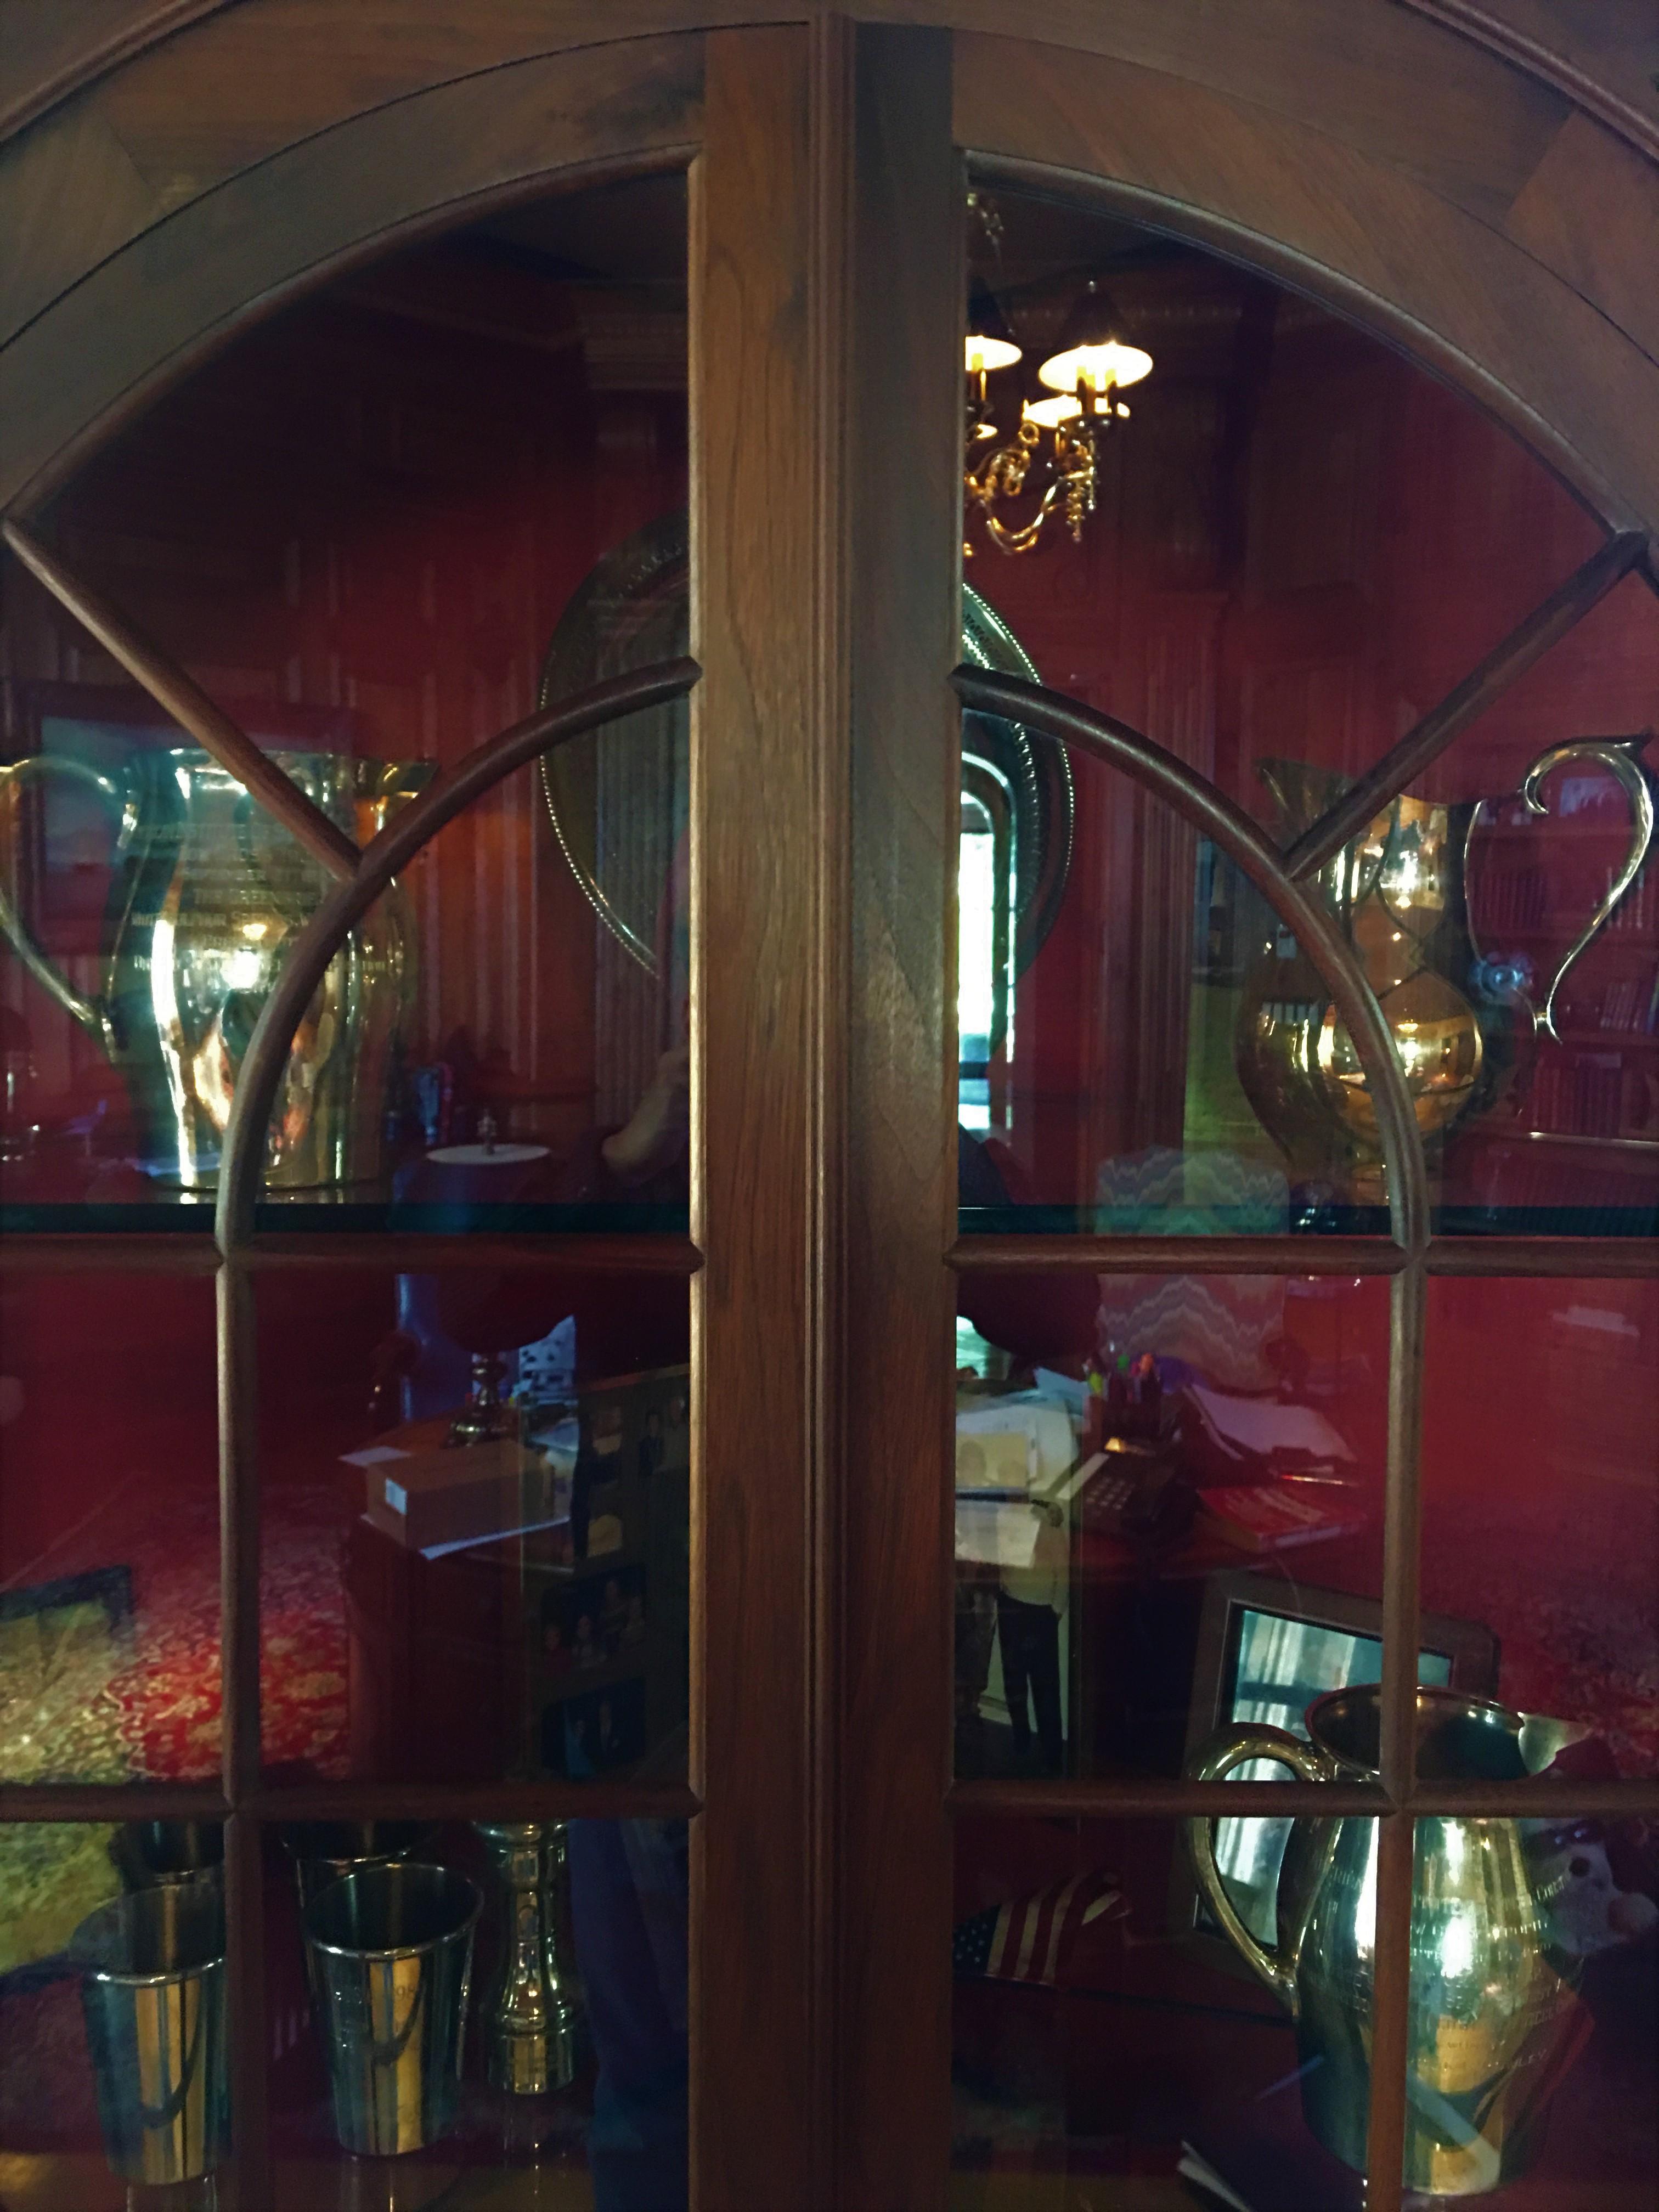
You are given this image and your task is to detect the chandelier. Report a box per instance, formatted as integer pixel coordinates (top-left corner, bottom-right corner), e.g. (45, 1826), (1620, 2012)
(964, 278), (1152, 557)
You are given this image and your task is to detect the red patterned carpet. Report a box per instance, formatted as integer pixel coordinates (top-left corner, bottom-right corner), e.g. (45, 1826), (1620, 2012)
(8, 1480), (353, 1786)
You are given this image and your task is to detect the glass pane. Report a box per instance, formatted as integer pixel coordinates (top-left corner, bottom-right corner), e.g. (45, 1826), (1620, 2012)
(257, 1266), (689, 1788)
(1422, 1276), (1658, 1780)
(952, 1815), (1381, 2207)
(1402, 1813), (1657, 2206)
(0, 172), (691, 1235)
(266, 1815), (687, 2209)
(958, 183), (1659, 1237)
(0, 1818), (227, 2207)
(952, 1271), (1390, 1781)
(0, 1271), (219, 1782)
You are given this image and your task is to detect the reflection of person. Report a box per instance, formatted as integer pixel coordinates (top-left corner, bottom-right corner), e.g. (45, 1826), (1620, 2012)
(566, 1014), (1094, 2211)
(601, 1576), (628, 1655)
(543, 1617), (573, 1675)
(637, 1408), (664, 1480)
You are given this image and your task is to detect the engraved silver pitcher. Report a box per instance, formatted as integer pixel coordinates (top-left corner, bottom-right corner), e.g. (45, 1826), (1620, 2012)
(1187, 1684), (1588, 2196)
(0, 746), (430, 1187)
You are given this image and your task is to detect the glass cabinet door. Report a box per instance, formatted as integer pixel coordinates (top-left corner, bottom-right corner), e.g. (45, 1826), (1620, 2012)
(3, 161), (702, 2212)
(2, 17), (1656, 2212)
(935, 150), (1658, 2212)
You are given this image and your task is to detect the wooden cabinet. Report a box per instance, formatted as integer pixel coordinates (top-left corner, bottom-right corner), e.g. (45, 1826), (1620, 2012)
(0, 10), (1655, 2209)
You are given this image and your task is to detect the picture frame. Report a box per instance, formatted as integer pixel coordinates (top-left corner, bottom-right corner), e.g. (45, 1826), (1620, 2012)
(1168, 1570), (1498, 1970)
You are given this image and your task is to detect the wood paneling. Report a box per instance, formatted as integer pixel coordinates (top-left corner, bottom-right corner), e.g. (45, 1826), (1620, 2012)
(6, 2), (1657, 541)
(838, 24), (959, 2210)
(1401, 0), (1659, 161)
(0, 0), (228, 143)
(0, 3), (742, 321)
(954, 31), (1659, 536)
(1504, 109), (1659, 363)
(0, 35), (703, 512)
(689, 28), (820, 2208)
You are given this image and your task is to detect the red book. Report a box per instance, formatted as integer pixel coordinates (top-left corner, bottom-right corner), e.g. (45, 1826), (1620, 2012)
(1197, 1481), (1368, 1553)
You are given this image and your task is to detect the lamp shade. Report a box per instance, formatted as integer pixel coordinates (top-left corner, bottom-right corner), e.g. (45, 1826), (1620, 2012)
(966, 280), (1022, 377)
(1037, 279), (1151, 397)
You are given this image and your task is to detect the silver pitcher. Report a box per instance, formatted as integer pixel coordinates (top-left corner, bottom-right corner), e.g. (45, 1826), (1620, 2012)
(0, 746), (430, 1188)
(1187, 1684), (1588, 2196)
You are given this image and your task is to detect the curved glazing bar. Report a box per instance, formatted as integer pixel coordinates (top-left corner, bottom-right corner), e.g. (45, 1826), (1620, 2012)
(213, 659), (701, 1255)
(950, 667), (1431, 1257)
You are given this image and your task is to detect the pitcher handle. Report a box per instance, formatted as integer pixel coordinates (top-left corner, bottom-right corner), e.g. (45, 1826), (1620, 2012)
(1184, 1722), (1337, 2016)
(1521, 738), (1654, 1043)
(0, 754), (133, 1042)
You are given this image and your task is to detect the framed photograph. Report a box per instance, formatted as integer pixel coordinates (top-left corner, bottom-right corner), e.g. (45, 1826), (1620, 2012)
(1169, 1571), (1498, 1964)
(540, 1676), (647, 1778)
(542, 1563), (647, 1676)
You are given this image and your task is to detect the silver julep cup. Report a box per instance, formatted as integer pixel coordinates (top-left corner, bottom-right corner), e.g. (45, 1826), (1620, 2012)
(283, 1820), (437, 2008)
(304, 1861), (482, 2156)
(70, 1884), (228, 2185)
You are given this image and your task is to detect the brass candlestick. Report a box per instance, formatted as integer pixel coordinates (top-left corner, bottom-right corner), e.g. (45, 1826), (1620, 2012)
(475, 1822), (586, 2095)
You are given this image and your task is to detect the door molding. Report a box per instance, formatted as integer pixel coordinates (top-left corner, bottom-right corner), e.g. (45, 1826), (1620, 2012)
(0, 32), (704, 512)
(5, 6), (1657, 540)
(954, 29), (1659, 539)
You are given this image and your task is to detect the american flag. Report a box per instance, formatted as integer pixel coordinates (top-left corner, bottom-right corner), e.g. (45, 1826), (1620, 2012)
(952, 1868), (1123, 1987)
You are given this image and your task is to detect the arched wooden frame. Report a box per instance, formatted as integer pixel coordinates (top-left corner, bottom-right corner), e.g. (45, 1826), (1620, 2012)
(4, 3), (1659, 539)
(3, 14), (1658, 2210)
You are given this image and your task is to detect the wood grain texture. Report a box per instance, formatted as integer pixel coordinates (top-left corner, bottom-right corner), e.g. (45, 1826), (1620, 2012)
(1504, 109), (1659, 364)
(688, 29), (819, 2209)
(955, 32), (1659, 535)
(0, 0), (1581, 313)
(0, 0), (228, 143)
(0, 34), (704, 513)
(837, 25), (959, 2210)
(0, 1), (739, 342)
(1401, 0), (1659, 161)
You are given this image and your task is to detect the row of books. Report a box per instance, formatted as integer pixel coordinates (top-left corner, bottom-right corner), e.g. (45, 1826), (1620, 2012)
(1522, 1052), (1637, 1138)
(1589, 975), (1658, 1035)
(1605, 861), (1656, 935)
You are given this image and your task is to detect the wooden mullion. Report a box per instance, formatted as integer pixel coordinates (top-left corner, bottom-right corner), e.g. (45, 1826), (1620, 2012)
(806, 11), (855, 2205)
(245, 1780), (701, 1821)
(951, 1232), (1408, 1276)
(1284, 530), (1649, 881)
(1364, 1810), (1417, 2205)
(216, 1251), (268, 2205)
(0, 1234), (221, 1273)
(1427, 1236), (1659, 1277)
(0, 1782), (229, 1821)
(949, 1773), (1659, 1819)
(949, 1778), (1392, 1819)
(1408, 1775), (1659, 1818)
(224, 1809), (269, 2208)
(1366, 1235), (1430, 2205)
(691, 31), (823, 2208)
(242, 1231), (700, 1273)
(837, 25), (960, 2211)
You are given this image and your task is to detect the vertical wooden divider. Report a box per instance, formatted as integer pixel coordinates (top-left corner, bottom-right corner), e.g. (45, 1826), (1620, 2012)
(691, 28), (825, 2208)
(692, 24), (958, 2203)
(838, 25), (960, 2211)
(218, 1258), (270, 2198)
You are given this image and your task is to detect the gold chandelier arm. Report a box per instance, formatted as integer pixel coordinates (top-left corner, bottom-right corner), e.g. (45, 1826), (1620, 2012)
(980, 482), (1063, 556)
(2, 518), (359, 882)
(1284, 529), (1649, 882)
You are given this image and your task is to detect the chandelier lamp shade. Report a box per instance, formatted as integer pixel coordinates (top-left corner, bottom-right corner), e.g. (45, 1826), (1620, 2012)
(963, 276), (1152, 557)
